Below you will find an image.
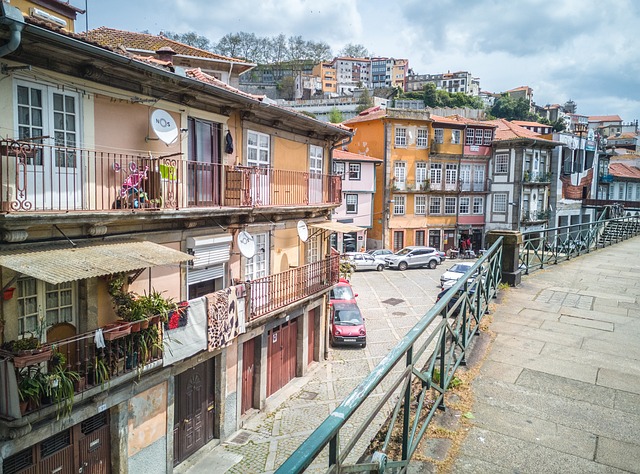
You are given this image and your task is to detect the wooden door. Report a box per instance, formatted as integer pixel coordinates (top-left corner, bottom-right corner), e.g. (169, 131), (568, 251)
(241, 337), (256, 414)
(267, 320), (298, 397)
(188, 118), (221, 206)
(175, 365), (207, 465)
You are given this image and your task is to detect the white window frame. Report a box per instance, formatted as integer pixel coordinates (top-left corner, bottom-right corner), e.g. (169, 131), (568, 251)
(465, 129), (474, 146)
(429, 196), (442, 214)
(395, 127), (407, 147)
(416, 162), (428, 187)
(483, 129), (493, 145)
(460, 164), (471, 186)
(459, 197), (470, 214)
(334, 161), (345, 179)
(345, 193), (358, 213)
(495, 154), (509, 174)
(393, 195), (405, 215)
(247, 130), (271, 166)
(416, 128), (429, 148)
(473, 165), (485, 186)
(444, 197), (457, 215)
(493, 193), (508, 213)
(348, 163), (361, 180)
(394, 162), (406, 185)
(474, 130), (483, 145)
(473, 196), (484, 214)
(430, 163), (442, 184)
(451, 129), (461, 144)
(245, 233), (269, 280)
(434, 128), (444, 144)
(309, 144), (323, 175)
(17, 277), (77, 336)
(445, 163), (458, 185)
(415, 195), (426, 215)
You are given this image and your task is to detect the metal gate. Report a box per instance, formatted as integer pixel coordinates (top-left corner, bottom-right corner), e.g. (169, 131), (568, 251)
(2, 412), (110, 474)
(267, 319), (298, 397)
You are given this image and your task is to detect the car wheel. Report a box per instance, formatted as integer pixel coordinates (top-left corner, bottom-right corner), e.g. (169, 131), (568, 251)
(361, 342), (367, 348)
(428, 259), (437, 269)
(398, 261), (408, 271)
(376, 264), (384, 271)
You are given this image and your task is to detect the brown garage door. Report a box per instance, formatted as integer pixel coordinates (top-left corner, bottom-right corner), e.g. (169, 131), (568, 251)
(267, 319), (298, 397)
(308, 308), (316, 365)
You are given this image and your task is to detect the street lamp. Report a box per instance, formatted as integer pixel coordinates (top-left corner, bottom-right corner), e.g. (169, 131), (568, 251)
(573, 122), (588, 186)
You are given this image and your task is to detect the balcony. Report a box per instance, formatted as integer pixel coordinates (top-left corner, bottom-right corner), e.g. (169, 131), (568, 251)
(0, 139), (341, 213)
(521, 209), (550, 223)
(0, 317), (164, 422)
(249, 254), (339, 320)
(523, 171), (551, 184)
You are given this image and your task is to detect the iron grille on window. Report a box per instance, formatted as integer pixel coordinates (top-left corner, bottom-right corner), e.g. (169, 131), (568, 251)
(3, 448), (34, 474)
(81, 412), (109, 435)
(40, 430), (71, 459)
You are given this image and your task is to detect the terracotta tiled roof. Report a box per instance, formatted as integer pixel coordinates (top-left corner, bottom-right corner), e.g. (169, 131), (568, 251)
(608, 163), (640, 179)
(80, 27), (249, 63)
(333, 149), (382, 162)
(342, 106), (387, 125)
(442, 114), (497, 128)
(588, 115), (622, 123)
(430, 114), (466, 126)
(506, 86), (532, 93)
(185, 68), (262, 100)
(486, 119), (550, 142)
(608, 132), (639, 140)
(512, 120), (552, 128)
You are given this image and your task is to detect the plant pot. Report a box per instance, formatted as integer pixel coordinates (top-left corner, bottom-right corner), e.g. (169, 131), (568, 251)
(13, 348), (53, 368)
(74, 376), (86, 393)
(139, 319), (150, 330)
(2, 287), (15, 300)
(19, 400), (28, 416)
(130, 321), (141, 333)
(102, 323), (131, 341)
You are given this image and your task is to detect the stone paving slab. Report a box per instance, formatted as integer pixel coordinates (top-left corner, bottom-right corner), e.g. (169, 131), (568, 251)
(595, 436), (640, 473)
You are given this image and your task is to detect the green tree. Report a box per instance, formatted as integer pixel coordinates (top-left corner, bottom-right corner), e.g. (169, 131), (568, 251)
(328, 107), (344, 123)
(339, 43), (369, 58)
(159, 30), (212, 50)
(277, 76), (296, 100)
(491, 94), (536, 121)
(423, 83), (437, 107)
(552, 119), (566, 132)
(355, 89), (374, 114)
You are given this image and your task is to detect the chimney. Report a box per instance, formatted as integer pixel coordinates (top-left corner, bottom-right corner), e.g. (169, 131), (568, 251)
(156, 46), (177, 64)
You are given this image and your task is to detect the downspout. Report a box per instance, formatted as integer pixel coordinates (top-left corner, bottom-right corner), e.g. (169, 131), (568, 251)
(382, 121), (390, 250)
(0, 4), (25, 58)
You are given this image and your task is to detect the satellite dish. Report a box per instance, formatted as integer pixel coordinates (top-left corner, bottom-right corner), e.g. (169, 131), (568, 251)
(297, 220), (309, 242)
(237, 231), (256, 258)
(150, 109), (179, 144)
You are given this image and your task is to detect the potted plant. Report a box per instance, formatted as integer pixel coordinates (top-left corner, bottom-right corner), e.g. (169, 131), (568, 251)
(4, 336), (52, 368)
(45, 365), (80, 420)
(17, 367), (44, 415)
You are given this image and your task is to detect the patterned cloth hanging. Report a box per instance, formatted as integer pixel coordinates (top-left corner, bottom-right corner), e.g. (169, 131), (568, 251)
(206, 285), (243, 351)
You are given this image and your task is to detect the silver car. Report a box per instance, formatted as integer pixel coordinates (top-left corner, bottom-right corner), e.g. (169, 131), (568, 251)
(384, 246), (441, 271)
(343, 252), (386, 271)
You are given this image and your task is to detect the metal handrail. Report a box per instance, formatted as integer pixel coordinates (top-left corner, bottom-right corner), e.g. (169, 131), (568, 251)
(276, 238), (503, 473)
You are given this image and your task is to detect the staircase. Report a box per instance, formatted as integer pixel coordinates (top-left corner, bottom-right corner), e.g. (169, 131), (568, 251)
(599, 220), (640, 245)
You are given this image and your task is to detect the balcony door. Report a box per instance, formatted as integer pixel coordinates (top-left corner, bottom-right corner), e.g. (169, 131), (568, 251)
(15, 82), (81, 210)
(309, 145), (323, 204)
(247, 130), (270, 205)
(188, 118), (221, 206)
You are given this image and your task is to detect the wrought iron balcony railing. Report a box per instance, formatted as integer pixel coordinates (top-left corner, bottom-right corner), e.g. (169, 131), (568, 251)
(249, 254), (339, 320)
(0, 139), (341, 213)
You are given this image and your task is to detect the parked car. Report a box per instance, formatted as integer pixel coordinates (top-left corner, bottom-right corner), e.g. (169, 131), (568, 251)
(330, 302), (366, 348)
(384, 246), (441, 270)
(440, 262), (475, 288)
(342, 235), (357, 252)
(343, 252), (386, 271)
(329, 278), (358, 305)
(367, 248), (394, 257)
(435, 284), (476, 317)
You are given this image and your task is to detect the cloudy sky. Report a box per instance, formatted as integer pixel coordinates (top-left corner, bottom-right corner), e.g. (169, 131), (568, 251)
(81, 0), (640, 122)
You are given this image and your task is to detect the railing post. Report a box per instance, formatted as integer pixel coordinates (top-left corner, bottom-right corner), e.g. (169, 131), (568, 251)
(486, 230), (522, 287)
(401, 346), (413, 461)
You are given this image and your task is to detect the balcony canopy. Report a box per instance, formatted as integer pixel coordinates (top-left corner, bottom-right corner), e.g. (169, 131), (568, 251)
(310, 222), (364, 234)
(0, 241), (193, 285)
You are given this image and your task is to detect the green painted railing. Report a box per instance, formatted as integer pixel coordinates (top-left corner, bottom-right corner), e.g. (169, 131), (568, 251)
(276, 238), (503, 473)
(519, 214), (640, 274)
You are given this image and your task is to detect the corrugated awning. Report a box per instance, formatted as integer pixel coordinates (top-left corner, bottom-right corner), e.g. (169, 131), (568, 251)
(310, 221), (364, 233)
(0, 241), (194, 285)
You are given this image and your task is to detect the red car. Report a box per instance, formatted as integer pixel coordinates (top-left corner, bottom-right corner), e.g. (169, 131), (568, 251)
(330, 302), (366, 348)
(329, 278), (358, 305)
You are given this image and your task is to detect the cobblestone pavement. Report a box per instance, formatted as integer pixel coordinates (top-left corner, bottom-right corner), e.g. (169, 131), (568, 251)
(179, 260), (452, 474)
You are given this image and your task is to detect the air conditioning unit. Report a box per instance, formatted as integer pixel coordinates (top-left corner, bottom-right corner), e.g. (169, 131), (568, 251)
(30, 8), (67, 28)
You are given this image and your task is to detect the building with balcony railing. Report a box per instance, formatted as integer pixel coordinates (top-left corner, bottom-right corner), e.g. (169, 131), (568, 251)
(0, 3), (350, 472)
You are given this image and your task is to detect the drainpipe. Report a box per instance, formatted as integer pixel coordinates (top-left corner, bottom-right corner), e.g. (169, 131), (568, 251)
(382, 121), (390, 249)
(0, 4), (25, 58)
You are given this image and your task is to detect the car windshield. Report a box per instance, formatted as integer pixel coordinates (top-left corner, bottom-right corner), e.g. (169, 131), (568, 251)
(450, 264), (473, 273)
(330, 286), (354, 300)
(395, 248), (411, 256)
(334, 308), (363, 325)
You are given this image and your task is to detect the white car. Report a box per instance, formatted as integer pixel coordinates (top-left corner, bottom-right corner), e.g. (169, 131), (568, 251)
(440, 262), (475, 288)
(343, 252), (386, 271)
